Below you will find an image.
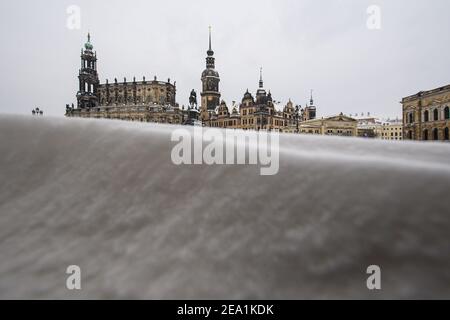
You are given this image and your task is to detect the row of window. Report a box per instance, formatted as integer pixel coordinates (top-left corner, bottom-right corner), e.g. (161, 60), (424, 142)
(423, 107), (450, 122)
(242, 118), (255, 125)
(406, 106), (450, 124)
(210, 120), (239, 127)
(423, 127), (450, 141)
(273, 120), (285, 127)
(406, 127), (450, 141)
(381, 132), (402, 137)
(242, 109), (255, 116)
(301, 129), (321, 134)
(100, 88), (166, 94)
(82, 60), (96, 69)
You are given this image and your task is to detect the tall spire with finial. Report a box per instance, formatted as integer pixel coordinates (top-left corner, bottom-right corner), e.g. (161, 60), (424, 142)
(207, 26), (214, 56)
(84, 32), (93, 50)
(310, 89), (314, 105)
(206, 26), (215, 68)
(259, 67), (264, 88)
(209, 26), (212, 51)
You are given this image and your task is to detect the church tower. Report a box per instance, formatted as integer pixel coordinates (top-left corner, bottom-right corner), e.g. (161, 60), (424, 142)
(305, 90), (317, 120)
(200, 27), (221, 120)
(77, 33), (99, 109)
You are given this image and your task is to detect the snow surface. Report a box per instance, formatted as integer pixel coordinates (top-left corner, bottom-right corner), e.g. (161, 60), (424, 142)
(0, 114), (449, 299)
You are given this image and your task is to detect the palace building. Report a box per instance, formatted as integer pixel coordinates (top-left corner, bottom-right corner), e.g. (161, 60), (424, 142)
(200, 29), (317, 132)
(402, 84), (450, 141)
(205, 76), (317, 132)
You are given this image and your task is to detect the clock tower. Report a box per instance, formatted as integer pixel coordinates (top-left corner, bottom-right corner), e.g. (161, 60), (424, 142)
(200, 26), (221, 121)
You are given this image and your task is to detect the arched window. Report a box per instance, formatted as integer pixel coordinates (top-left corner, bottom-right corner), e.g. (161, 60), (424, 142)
(445, 127), (449, 141)
(445, 107), (450, 120)
(423, 129), (429, 141)
(424, 110), (429, 122)
(433, 128), (439, 141)
(409, 113), (414, 124)
(434, 109), (439, 121)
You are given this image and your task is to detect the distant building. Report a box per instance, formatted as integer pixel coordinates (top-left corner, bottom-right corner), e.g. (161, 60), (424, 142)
(402, 84), (450, 141)
(356, 116), (378, 138)
(200, 28), (316, 132)
(66, 33), (184, 124)
(355, 114), (403, 140)
(299, 113), (358, 137)
(379, 120), (403, 141)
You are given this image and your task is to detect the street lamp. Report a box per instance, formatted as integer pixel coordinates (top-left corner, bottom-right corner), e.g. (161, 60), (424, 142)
(32, 107), (43, 116)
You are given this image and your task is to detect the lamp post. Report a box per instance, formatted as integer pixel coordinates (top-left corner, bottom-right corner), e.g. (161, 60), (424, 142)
(295, 105), (300, 134)
(32, 108), (43, 116)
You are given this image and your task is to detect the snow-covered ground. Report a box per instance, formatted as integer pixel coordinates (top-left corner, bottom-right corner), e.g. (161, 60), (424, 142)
(0, 114), (449, 299)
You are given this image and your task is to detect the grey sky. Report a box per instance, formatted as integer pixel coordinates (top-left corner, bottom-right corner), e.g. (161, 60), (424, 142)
(0, 0), (449, 118)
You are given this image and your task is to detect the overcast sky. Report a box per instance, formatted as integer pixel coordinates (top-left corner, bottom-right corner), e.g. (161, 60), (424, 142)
(0, 0), (449, 118)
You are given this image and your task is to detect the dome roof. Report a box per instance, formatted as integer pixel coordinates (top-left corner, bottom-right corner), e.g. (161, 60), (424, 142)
(84, 33), (93, 50)
(85, 41), (93, 50)
(202, 68), (220, 78)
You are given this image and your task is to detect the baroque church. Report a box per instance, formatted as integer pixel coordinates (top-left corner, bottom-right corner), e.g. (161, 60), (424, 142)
(66, 33), (185, 124)
(65, 31), (317, 132)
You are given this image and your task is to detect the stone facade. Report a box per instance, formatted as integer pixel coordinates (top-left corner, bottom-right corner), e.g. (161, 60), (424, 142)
(402, 84), (450, 141)
(97, 77), (176, 107)
(379, 121), (403, 141)
(298, 114), (358, 137)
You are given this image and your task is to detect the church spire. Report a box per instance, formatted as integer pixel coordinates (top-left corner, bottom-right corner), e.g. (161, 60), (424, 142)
(209, 26), (212, 51)
(207, 26), (214, 57)
(310, 89), (314, 105)
(259, 67), (264, 88)
(206, 26), (215, 68)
